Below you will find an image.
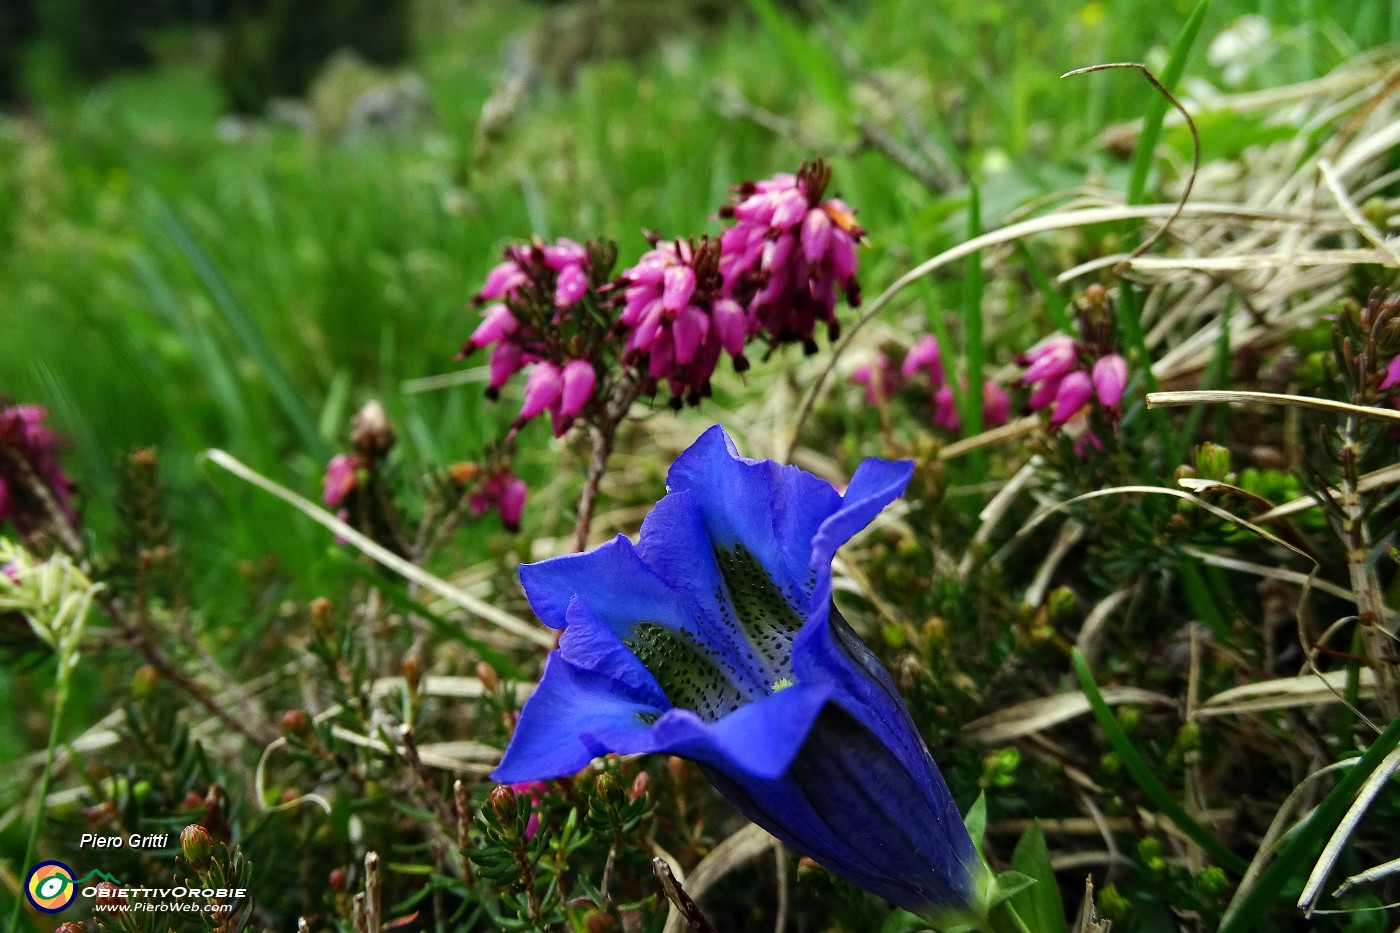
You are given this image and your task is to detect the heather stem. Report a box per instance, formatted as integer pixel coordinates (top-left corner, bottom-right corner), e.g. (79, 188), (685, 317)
(1336, 413), (1399, 717)
(573, 376), (642, 552)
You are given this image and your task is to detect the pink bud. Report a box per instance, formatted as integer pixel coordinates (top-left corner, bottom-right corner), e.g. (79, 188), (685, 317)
(478, 261), (526, 301)
(1091, 354), (1128, 408)
(712, 298), (747, 356)
(322, 455), (359, 508)
(488, 342), (523, 390)
(671, 305), (709, 364)
(982, 381), (1010, 427)
(801, 208), (833, 265)
(1021, 335), (1077, 385)
(469, 304), (518, 348)
(554, 264), (588, 308)
(1074, 429), (1104, 457)
(542, 238), (586, 271)
(770, 188), (809, 230)
(498, 477), (528, 532)
(901, 335), (945, 386)
(517, 362), (562, 423)
(932, 384), (961, 432)
(558, 360), (596, 420)
(661, 265), (696, 312)
(1381, 355), (1400, 391)
(1050, 371), (1093, 425)
(827, 230), (858, 281)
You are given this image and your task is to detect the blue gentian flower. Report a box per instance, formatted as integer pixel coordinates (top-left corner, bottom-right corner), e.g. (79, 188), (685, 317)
(493, 425), (978, 915)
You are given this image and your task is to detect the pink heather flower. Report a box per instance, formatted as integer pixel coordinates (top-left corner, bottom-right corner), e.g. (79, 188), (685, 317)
(1050, 371), (1094, 426)
(322, 454), (361, 509)
(618, 237), (748, 405)
(1380, 355), (1400, 391)
(0, 405), (76, 530)
(470, 471), (529, 533)
(902, 335), (945, 387)
(982, 381), (1010, 428)
(719, 159), (863, 352)
(554, 264), (588, 309)
(516, 362), (563, 427)
(1073, 426), (1104, 457)
(549, 360), (597, 437)
(851, 351), (899, 404)
(468, 304), (519, 350)
(932, 384), (961, 432)
(462, 237), (597, 407)
(1020, 335), (1078, 386)
(1091, 354), (1128, 409)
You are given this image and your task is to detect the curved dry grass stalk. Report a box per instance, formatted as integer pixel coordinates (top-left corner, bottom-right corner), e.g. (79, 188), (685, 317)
(1299, 745), (1400, 914)
(1198, 669), (1379, 717)
(204, 448), (552, 648)
(962, 687), (1176, 745)
(1147, 390), (1400, 423)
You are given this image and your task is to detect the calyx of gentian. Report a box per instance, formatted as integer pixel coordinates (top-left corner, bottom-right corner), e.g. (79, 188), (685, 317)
(494, 425), (978, 915)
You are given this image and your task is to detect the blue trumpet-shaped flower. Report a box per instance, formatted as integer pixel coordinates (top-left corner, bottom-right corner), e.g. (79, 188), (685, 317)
(494, 425), (978, 915)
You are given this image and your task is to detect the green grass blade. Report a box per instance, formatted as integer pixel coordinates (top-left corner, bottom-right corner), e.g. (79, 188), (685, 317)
(157, 200), (330, 462)
(1219, 711), (1400, 932)
(1072, 649), (1249, 874)
(961, 181), (985, 439)
(1126, 0), (1210, 206)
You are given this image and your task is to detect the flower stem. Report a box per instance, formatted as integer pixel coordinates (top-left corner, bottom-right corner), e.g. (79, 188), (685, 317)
(9, 661), (72, 931)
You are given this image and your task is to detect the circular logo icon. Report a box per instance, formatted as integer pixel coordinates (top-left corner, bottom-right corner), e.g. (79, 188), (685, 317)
(25, 861), (77, 913)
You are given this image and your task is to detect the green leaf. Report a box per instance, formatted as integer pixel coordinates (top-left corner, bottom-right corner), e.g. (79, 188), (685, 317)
(1072, 650), (1249, 874)
(878, 909), (934, 933)
(964, 791), (989, 854)
(1010, 822), (1067, 933)
(1126, 0), (1211, 205)
(988, 870), (1037, 908)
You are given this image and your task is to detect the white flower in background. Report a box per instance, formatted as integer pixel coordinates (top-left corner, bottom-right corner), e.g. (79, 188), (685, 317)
(1209, 16), (1272, 87)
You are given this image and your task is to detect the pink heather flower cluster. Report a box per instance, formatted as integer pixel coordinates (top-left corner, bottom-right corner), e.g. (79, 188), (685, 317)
(617, 237), (748, 405)
(462, 161), (866, 416)
(469, 470), (528, 533)
(719, 159), (863, 353)
(461, 238), (599, 438)
(850, 335), (1009, 435)
(0, 405), (76, 531)
(1018, 335), (1128, 429)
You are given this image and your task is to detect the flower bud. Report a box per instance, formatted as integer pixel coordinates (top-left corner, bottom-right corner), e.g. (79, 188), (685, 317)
(281, 709), (312, 738)
(181, 824), (213, 868)
(402, 656), (422, 695)
(475, 661), (500, 693)
(329, 867), (347, 892)
(131, 663), (159, 699)
(629, 771), (650, 801)
(350, 400), (396, 458)
(488, 784), (518, 824)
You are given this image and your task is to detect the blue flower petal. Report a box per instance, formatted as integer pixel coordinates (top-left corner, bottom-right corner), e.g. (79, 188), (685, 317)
(704, 703), (978, 915)
(666, 426), (842, 602)
(557, 598), (669, 705)
(809, 457), (914, 576)
(492, 652), (665, 782)
(645, 681), (833, 780)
